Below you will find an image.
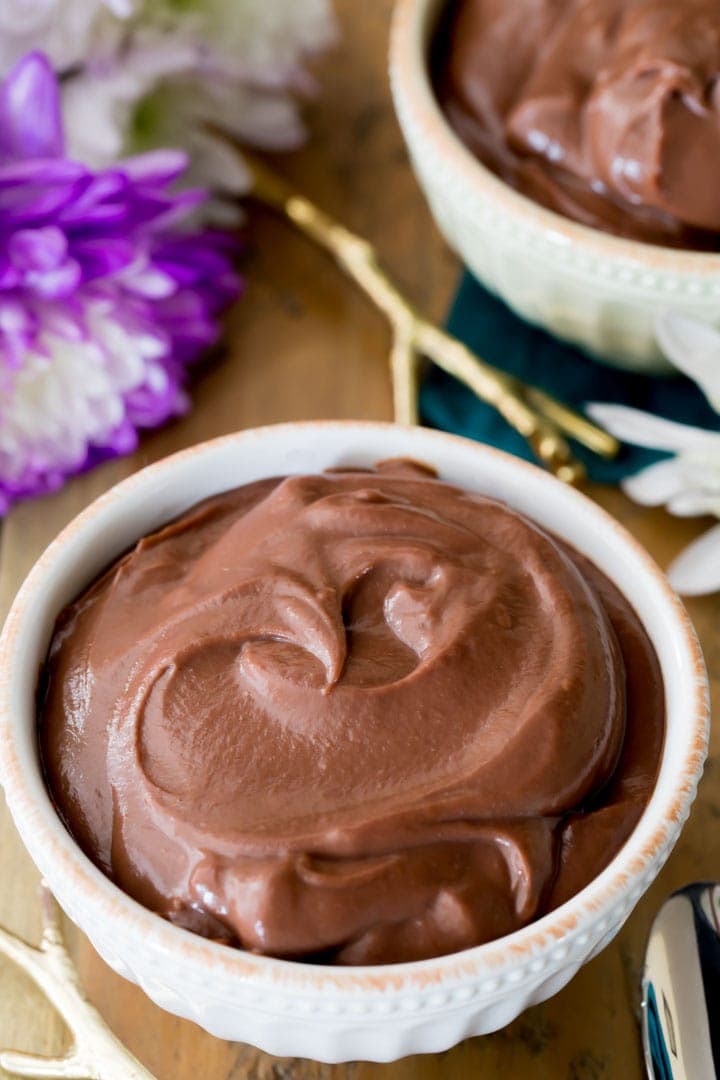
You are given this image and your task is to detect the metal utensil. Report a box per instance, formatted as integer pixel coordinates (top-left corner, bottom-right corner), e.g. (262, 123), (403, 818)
(642, 882), (720, 1079)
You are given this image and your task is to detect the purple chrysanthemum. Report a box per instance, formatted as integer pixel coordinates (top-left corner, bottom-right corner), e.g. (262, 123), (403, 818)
(0, 51), (240, 514)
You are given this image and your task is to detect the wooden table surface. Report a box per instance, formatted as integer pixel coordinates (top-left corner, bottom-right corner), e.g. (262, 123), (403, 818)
(1, 4), (718, 1078)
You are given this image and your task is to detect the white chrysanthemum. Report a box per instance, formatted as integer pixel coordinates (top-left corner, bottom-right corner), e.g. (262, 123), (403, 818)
(589, 312), (720, 597)
(0, 0), (131, 74)
(145, 0), (337, 86)
(8, 0), (338, 201)
(62, 39), (200, 168)
(0, 303), (170, 491)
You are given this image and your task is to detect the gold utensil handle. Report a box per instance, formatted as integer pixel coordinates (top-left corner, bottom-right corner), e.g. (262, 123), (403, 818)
(240, 150), (619, 484)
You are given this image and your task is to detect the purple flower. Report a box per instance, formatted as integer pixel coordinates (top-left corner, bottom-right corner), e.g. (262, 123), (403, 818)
(0, 51), (240, 514)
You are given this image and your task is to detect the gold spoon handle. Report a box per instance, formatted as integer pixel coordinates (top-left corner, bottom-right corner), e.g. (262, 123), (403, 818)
(240, 151), (619, 484)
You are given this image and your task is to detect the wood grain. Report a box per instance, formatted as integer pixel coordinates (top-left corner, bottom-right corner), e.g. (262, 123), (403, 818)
(0, 3), (718, 1078)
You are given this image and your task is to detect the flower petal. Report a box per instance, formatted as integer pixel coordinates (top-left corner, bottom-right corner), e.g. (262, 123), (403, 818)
(73, 238), (135, 280)
(26, 259), (82, 299)
(121, 264), (178, 298)
(655, 311), (720, 410)
(668, 523), (720, 596)
(104, 0), (134, 15)
(0, 158), (85, 187)
(57, 171), (128, 227)
(8, 225), (67, 271)
(0, 298), (37, 362)
(0, 51), (63, 161)
(622, 457), (689, 506)
(587, 402), (720, 452)
(119, 149), (189, 187)
(667, 490), (720, 517)
(0, 170), (88, 224)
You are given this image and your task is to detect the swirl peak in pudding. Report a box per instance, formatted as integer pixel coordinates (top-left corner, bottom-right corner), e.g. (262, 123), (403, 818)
(39, 460), (663, 964)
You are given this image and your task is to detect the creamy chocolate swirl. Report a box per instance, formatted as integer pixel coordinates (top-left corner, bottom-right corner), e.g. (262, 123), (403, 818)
(39, 461), (663, 964)
(434, 0), (720, 248)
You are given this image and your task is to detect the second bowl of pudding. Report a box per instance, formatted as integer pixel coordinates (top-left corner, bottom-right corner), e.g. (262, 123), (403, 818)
(390, 0), (720, 372)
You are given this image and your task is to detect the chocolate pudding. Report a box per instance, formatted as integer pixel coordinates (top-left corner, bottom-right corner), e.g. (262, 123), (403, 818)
(38, 461), (664, 964)
(434, 0), (720, 248)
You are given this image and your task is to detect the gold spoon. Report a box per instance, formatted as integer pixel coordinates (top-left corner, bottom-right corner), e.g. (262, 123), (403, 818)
(239, 150), (619, 485)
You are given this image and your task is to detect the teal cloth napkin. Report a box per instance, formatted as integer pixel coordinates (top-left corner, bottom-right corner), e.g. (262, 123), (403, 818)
(420, 273), (720, 483)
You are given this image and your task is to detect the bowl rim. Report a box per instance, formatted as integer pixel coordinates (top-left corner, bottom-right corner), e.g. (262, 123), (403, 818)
(0, 420), (709, 996)
(389, 0), (720, 275)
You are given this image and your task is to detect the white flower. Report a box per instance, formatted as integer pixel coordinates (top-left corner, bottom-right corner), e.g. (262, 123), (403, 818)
(655, 311), (720, 412)
(120, 0), (338, 193)
(588, 312), (720, 596)
(62, 38), (201, 168)
(0, 0), (131, 75)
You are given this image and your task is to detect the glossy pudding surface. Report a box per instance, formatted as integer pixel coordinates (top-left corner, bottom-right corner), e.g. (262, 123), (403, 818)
(39, 461), (664, 963)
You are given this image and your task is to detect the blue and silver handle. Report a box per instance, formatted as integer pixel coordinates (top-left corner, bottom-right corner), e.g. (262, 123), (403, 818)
(642, 882), (720, 1079)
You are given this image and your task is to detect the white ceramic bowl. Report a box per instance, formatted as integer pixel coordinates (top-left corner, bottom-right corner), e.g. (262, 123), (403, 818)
(390, 0), (720, 374)
(0, 422), (708, 1063)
